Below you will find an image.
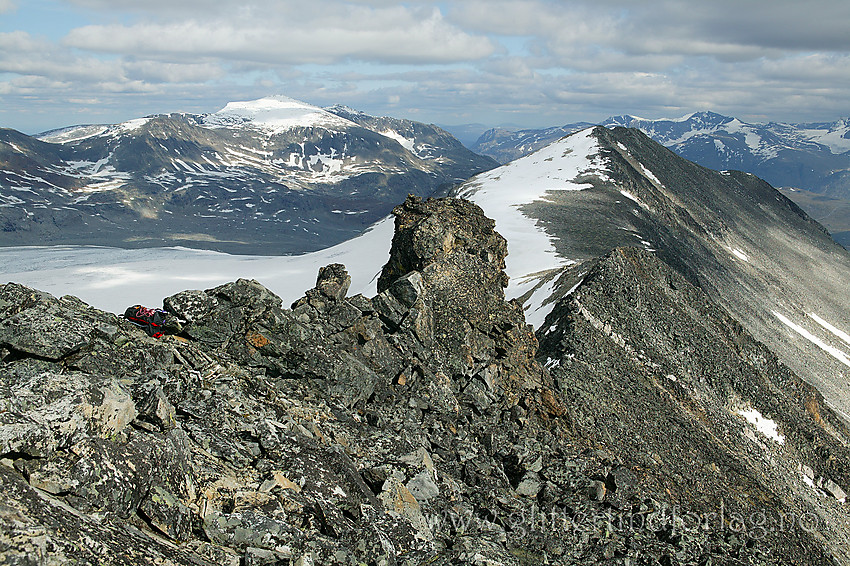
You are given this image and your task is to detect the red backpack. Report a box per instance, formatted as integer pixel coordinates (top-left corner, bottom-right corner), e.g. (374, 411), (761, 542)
(123, 305), (170, 338)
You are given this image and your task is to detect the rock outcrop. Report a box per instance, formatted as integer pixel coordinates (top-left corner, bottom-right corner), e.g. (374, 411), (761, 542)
(1, 196), (850, 565)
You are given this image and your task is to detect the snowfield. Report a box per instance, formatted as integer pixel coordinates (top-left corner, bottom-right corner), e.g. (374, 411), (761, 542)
(0, 218), (394, 315)
(201, 96), (359, 134)
(458, 127), (605, 323)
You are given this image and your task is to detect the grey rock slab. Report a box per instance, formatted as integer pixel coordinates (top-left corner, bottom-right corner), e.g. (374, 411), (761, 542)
(0, 302), (92, 359)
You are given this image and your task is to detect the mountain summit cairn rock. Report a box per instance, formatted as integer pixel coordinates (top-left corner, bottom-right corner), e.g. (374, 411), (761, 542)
(2, 197), (850, 564)
(377, 195), (550, 409)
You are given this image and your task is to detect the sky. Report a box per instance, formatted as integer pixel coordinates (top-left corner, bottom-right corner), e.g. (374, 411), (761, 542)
(1, 0), (848, 134)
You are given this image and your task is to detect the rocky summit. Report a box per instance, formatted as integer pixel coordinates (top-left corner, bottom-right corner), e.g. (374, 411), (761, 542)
(2, 196), (850, 565)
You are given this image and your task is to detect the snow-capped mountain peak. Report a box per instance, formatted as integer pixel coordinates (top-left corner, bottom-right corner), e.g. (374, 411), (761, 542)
(202, 95), (358, 133)
(3, 96), (497, 255)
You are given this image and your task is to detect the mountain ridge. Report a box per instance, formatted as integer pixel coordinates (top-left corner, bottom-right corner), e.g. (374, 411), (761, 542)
(456, 125), (850, 425)
(0, 96), (497, 254)
(470, 112), (850, 248)
(473, 111), (850, 162)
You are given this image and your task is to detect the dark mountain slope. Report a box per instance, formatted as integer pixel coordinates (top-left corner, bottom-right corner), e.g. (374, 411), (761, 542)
(540, 246), (850, 563)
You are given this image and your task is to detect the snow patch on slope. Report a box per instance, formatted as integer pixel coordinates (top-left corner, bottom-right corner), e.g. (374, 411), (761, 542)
(809, 313), (850, 348)
(457, 128), (605, 324)
(118, 117), (152, 133)
(37, 125), (110, 144)
(773, 310), (850, 368)
(738, 407), (784, 444)
(797, 120), (850, 154)
(380, 130), (415, 153)
(519, 274), (560, 329)
(730, 248), (749, 262)
(635, 162), (663, 186)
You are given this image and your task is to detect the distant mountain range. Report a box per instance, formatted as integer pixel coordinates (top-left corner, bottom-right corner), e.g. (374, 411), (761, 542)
(5, 102), (850, 252)
(0, 96), (496, 253)
(470, 112), (850, 246)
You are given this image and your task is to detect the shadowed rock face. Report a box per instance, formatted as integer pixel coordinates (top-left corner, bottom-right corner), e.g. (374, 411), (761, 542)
(1, 197), (850, 565)
(377, 196), (543, 404)
(378, 195), (509, 290)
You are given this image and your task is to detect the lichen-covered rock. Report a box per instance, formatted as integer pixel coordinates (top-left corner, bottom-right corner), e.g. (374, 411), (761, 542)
(376, 195), (552, 410)
(0, 370), (138, 458)
(314, 263), (351, 302)
(0, 282), (53, 318)
(0, 301), (93, 359)
(377, 195), (508, 291)
(131, 376), (177, 432)
(163, 288), (219, 323)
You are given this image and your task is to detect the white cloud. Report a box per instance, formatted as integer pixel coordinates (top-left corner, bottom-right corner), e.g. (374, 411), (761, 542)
(124, 61), (225, 83)
(0, 32), (119, 82)
(63, 6), (494, 65)
(0, 0), (15, 14)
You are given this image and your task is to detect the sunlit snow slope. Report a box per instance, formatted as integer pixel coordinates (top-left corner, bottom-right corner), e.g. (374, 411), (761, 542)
(0, 218), (394, 315)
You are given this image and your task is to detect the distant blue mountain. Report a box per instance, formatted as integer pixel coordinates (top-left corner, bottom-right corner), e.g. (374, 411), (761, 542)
(472, 111), (850, 200)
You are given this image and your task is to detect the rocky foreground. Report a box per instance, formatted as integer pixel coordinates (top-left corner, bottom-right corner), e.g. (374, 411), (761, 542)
(2, 196), (850, 565)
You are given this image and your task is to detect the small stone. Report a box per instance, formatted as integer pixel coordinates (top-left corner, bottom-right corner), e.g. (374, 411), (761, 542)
(348, 293), (374, 314)
(139, 485), (193, 541)
(315, 263), (351, 301)
(823, 479), (847, 501)
(378, 476), (432, 541)
(589, 480), (607, 501)
(389, 271), (425, 308)
(94, 324), (120, 341)
(372, 290), (407, 328)
(244, 547), (283, 566)
(516, 474), (541, 497)
(132, 379), (176, 432)
(271, 471), (302, 493)
(407, 469), (440, 502)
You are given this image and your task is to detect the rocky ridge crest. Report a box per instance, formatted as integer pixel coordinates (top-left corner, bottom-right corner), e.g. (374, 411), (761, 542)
(1, 196), (849, 565)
